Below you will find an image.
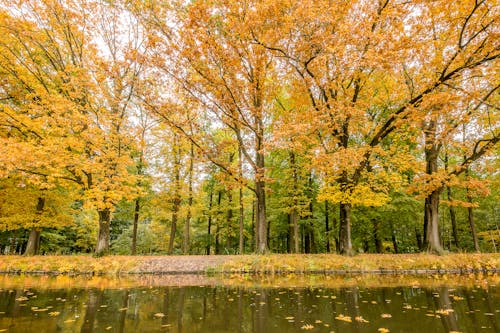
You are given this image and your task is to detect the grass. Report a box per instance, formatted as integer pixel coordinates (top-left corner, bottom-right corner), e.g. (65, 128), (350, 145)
(0, 253), (498, 276)
(218, 253), (500, 274)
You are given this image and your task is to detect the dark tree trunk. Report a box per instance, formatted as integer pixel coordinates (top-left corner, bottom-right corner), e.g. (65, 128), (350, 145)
(95, 208), (111, 256)
(206, 190), (213, 255)
(325, 201), (330, 253)
(465, 167), (480, 253)
(290, 152), (300, 253)
(444, 154), (460, 249)
(390, 221), (399, 254)
(131, 198), (140, 255)
(373, 219), (383, 253)
(24, 197), (45, 256)
(339, 203), (353, 255)
(447, 186), (460, 249)
(215, 190), (222, 255)
(238, 146), (245, 254)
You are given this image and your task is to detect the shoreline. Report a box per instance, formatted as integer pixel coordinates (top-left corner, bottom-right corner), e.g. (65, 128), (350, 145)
(0, 253), (498, 276)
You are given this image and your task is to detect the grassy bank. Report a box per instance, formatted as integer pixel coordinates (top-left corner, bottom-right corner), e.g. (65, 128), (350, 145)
(0, 253), (498, 275)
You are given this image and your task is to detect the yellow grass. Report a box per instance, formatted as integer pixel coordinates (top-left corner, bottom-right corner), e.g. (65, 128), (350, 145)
(0, 253), (498, 275)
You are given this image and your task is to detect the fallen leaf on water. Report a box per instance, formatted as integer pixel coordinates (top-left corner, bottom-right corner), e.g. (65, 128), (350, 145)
(118, 308), (128, 311)
(105, 326), (112, 330)
(378, 328), (390, 333)
(63, 319), (76, 323)
(301, 324), (314, 330)
(381, 313), (392, 318)
(355, 316), (369, 323)
(48, 312), (60, 316)
(335, 314), (352, 323)
(154, 313), (165, 318)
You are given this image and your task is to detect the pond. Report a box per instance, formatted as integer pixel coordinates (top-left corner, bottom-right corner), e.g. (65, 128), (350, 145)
(0, 274), (498, 332)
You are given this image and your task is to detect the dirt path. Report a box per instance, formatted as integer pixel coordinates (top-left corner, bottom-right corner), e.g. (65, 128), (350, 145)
(136, 255), (240, 273)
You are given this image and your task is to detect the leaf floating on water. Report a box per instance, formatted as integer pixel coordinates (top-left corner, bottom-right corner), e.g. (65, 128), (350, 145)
(105, 326), (112, 330)
(381, 313), (392, 318)
(63, 319), (76, 323)
(451, 295), (464, 301)
(161, 324), (171, 328)
(335, 314), (352, 323)
(285, 316), (295, 320)
(154, 313), (165, 318)
(436, 309), (453, 316)
(16, 296), (28, 302)
(378, 328), (390, 333)
(48, 312), (60, 317)
(300, 324), (314, 330)
(315, 319), (322, 324)
(355, 316), (369, 323)
(0, 329), (7, 332)
(118, 307), (128, 311)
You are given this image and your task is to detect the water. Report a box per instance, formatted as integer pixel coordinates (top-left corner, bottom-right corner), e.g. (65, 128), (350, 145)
(0, 274), (498, 332)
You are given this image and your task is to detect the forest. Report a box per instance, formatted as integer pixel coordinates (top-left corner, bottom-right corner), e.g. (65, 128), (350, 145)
(0, 0), (498, 257)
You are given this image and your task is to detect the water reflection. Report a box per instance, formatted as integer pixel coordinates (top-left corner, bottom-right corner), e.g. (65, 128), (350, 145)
(0, 276), (498, 332)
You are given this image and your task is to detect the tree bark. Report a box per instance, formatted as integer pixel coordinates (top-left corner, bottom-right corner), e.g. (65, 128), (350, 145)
(238, 145), (245, 254)
(444, 153), (460, 249)
(95, 208), (111, 256)
(325, 201), (330, 253)
(446, 186), (460, 249)
(424, 119), (444, 254)
(168, 139), (182, 255)
(206, 189), (213, 255)
(131, 198), (140, 255)
(339, 203), (353, 255)
(289, 151), (300, 253)
(183, 142), (194, 254)
(466, 168), (480, 252)
(24, 197), (45, 256)
(373, 219), (383, 253)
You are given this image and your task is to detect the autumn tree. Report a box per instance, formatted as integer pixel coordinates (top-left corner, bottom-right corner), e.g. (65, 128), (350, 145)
(136, 0), (280, 253)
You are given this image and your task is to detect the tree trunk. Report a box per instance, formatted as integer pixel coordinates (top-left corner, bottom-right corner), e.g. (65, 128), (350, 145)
(238, 146), (245, 254)
(215, 190), (222, 255)
(373, 219), (383, 253)
(325, 201), (330, 253)
(131, 198), (140, 255)
(24, 197), (45, 256)
(254, 107), (268, 253)
(183, 142), (194, 255)
(466, 168), (480, 252)
(424, 119), (444, 254)
(338, 203), (353, 255)
(95, 208), (111, 256)
(444, 153), (460, 249)
(289, 151), (300, 253)
(255, 179), (267, 253)
(290, 209), (299, 253)
(206, 190), (213, 255)
(447, 186), (460, 249)
(24, 229), (41, 256)
(252, 200), (256, 252)
(390, 221), (399, 254)
(425, 189), (444, 254)
(168, 139), (182, 255)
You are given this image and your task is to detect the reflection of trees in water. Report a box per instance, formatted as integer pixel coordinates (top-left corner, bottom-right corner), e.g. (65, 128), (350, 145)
(483, 287), (499, 332)
(117, 290), (129, 333)
(434, 287), (460, 333)
(80, 288), (103, 333)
